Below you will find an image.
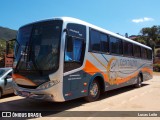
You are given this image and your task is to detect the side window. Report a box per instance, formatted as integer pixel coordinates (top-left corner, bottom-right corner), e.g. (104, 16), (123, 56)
(110, 36), (122, 55)
(89, 29), (100, 52)
(147, 49), (152, 60)
(134, 45), (141, 58)
(100, 33), (109, 53)
(65, 39), (83, 62)
(123, 41), (133, 57)
(89, 29), (109, 53)
(141, 47), (147, 59)
(64, 23), (86, 72)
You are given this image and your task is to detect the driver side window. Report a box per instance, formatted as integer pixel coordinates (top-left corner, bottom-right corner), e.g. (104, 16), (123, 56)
(65, 39), (83, 62)
(64, 23), (86, 72)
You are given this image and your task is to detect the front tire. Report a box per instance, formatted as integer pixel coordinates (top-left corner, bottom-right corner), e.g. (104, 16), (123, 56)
(135, 75), (142, 88)
(85, 80), (100, 102)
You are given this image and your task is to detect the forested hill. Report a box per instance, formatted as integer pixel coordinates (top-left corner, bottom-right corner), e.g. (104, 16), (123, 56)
(0, 26), (17, 40)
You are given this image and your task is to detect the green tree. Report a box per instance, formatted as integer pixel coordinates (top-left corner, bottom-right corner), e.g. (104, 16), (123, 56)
(140, 25), (160, 46)
(134, 36), (147, 45)
(138, 25), (160, 56)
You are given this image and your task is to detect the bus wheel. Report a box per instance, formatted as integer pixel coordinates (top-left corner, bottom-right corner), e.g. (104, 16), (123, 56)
(85, 79), (100, 102)
(135, 74), (142, 88)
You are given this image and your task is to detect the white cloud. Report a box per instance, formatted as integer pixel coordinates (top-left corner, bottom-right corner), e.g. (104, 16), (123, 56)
(132, 17), (154, 23)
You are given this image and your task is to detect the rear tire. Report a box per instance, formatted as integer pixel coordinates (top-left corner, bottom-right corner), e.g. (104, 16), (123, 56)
(85, 79), (100, 102)
(135, 74), (142, 88)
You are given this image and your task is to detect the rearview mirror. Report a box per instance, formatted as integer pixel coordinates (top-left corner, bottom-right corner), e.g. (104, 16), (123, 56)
(66, 36), (73, 52)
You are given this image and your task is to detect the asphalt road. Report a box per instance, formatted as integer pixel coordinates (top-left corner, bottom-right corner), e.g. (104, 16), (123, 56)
(0, 75), (160, 120)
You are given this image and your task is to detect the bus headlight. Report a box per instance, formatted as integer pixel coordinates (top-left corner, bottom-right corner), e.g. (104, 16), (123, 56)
(37, 80), (60, 90)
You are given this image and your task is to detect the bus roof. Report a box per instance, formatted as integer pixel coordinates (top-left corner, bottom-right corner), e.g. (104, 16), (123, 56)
(20, 17), (152, 50)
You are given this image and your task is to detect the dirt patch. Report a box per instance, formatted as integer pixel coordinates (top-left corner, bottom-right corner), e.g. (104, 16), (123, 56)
(153, 72), (160, 76)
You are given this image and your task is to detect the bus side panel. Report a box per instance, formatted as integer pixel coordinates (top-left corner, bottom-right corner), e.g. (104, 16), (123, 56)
(141, 60), (153, 81)
(83, 52), (153, 92)
(63, 70), (91, 101)
(62, 53), (153, 101)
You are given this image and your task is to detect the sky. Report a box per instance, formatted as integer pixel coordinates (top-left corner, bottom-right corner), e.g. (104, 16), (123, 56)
(0, 0), (159, 36)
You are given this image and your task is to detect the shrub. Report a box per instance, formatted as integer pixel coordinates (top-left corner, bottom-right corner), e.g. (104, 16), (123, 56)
(153, 64), (160, 72)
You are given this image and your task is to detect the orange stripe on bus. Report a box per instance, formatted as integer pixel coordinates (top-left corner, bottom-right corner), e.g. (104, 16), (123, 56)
(141, 67), (153, 75)
(12, 74), (37, 86)
(83, 60), (101, 75)
(83, 60), (109, 81)
(84, 54), (152, 85)
(115, 72), (139, 85)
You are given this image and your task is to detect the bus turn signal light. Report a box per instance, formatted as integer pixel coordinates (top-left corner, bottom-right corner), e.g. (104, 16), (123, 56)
(84, 83), (87, 86)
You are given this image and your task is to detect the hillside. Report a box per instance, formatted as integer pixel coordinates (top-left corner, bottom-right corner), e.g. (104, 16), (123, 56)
(0, 26), (17, 40)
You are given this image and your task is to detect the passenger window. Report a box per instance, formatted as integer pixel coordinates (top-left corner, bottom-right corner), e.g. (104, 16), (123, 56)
(110, 36), (122, 55)
(65, 39), (83, 62)
(141, 47), (147, 59)
(89, 28), (109, 53)
(90, 29), (100, 51)
(100, 33), (109, 53)
(134, 45), (141, 58)
(123, 41), (133, 57)
(64, 23), (86, 72)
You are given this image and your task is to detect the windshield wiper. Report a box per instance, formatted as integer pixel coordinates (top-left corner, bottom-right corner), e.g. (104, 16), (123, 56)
(14, 42), (28, 73)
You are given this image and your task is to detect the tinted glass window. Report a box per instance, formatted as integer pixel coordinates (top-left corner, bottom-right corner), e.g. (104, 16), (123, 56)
(123, 41), (133, 56)
(90, 29), (100, 51)
(100, 33), (109, 53)
(141, 47), (147, 59)
(16, 20), (62, 71)
(64, 23), (86, 72)
(147, 49), (152, 60)
(134, 45), (141, 58)
(110, 36), (122, 55)
(89, 29), (109, 53)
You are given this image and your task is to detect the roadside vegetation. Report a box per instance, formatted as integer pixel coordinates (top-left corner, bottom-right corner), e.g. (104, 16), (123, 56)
(130, 25), (160, 72)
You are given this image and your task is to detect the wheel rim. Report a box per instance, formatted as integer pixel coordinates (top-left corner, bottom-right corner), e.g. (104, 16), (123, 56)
(90, 82), (98, 97)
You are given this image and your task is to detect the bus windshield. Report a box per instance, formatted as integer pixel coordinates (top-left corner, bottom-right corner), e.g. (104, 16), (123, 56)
(15, 20), (62, 72)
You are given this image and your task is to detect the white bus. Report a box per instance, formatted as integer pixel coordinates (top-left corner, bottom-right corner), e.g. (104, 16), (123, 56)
(7, 17), (153, 102)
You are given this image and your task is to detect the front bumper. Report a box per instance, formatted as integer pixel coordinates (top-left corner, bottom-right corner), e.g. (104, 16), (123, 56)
(12, 81), (57, 101)
(14, 89), (54, 101)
